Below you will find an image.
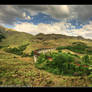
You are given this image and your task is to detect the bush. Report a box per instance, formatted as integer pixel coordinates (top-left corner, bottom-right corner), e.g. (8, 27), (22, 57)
(30, 51), (34, 57)
(72, 42), (87, 47)
(0, 33), (5, 42)
(0, 46), (3, 49)
(86, 47), (92, 54)
(35, 52), (90, 76)
(82, 55), (90, 65)
(56, 42), (89, 54)
(18, 44), (29, 51)
(56, 46), (66, 50)
(4, 44), (29, 56)
(4, 47), (23, 55)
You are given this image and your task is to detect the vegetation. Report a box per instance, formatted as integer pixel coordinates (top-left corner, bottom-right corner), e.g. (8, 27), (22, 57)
(1, 26), (92, 87)
(0, 51), (55, 87)
(35, 51), (91, 76)
(0, 33), (5, 42)
(0, 50), (90, 87)
(56, 42), (92, 54)
(4, 44), (29, 57)
(30, 51), (34, 57)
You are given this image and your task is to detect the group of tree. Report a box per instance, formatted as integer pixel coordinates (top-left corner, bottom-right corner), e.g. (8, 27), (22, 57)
(0, 33), (5, 42)
(35, 51), (91, 76)
(4, 44), (30, 57)
(56, 42), (92, 54)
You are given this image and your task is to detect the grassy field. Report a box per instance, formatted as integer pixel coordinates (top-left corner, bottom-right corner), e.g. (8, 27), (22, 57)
(0, 50), (91, 87)
(0, 26), (92, 87)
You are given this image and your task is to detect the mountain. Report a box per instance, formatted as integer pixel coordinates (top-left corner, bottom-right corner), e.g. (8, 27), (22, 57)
(0, 26), (34, 46)
(0, 25), (92, 52)
(0, 25), (92, 87)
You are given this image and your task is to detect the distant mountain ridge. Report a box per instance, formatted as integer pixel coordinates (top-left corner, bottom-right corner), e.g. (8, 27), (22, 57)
(0, 25), (91, 41)
(35, 33), (92, 41)
(0, 25), (92, 49)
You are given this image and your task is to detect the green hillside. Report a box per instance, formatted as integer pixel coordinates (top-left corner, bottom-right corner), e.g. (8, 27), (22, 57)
(0, 26), (34, 47)
(1, 26), (92, 52)
(0, 26), (92, 87)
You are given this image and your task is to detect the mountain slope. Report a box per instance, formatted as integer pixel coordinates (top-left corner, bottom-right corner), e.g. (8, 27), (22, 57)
(0, 26), (34, 47)
(0, 50), (90, 87)
(0, 26), (92, 52)
(0, 26), (92, 87)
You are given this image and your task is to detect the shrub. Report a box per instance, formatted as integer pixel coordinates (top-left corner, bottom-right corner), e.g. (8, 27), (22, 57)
(0, 33), (5, 42)
(86, 47), (92, 54)
(35, 52), (90, 76)
(56, 42), (88, 54)
(0, 46), (3, 49)
(72, 42), (87, 47)
(30, 51), (34, 57)
(4, 44), (29, 56)
(82, 55), (90, 65)
(4, 47), (23, 55)
(56, 46), (66, 50)
(36, 53), (46, 64)
(18, 44), (29, 51)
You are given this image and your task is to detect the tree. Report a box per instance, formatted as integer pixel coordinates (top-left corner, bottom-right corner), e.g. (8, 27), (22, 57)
(82, 55), (90, 65)
(30, 51), (34, 57)
(0, 33), (5, 42)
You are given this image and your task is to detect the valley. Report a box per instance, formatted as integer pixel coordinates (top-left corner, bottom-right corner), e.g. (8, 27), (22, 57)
(0, 26), (92, 87)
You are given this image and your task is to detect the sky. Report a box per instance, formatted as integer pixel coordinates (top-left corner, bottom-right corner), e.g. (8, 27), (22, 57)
(1, 5), (92, 39)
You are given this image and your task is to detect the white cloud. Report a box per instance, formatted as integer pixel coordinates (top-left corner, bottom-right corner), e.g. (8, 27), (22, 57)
(26, 16), (31, 20)
(13, 22), (79, 37)
(22, 12), (26, 17)
(22, 12), (31, 20)
(45, 5), (70, 19)
(13, 21), (92, 39)
(14, 22), (70, 35)
(1, 5), (92, 39)
(66, 21), (92, 39)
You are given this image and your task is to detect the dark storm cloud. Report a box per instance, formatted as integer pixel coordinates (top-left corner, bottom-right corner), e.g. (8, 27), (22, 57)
(70, 5), (92, 21)
(0, 5), (24, 25)
(0, 5), (92, 25)
(0, 5), (70, 25)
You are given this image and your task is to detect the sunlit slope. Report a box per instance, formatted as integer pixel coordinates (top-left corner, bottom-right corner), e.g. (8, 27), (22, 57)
(0, 26), (34, 47)
(0, 26), (92, 87)
(0, 26), (92, 53)
(0, 49), (90, 87)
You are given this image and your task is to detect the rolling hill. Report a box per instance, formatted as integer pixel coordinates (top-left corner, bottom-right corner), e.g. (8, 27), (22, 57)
(0, 25), (92, 50)
(0, 25), (92, 87)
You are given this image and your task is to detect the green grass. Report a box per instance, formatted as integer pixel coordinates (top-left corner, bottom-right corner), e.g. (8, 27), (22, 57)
(35, 51), (91, 76)
(0, 50), (91, 87)
(0, 26), (92, 87)
(0, 50), (55, 87)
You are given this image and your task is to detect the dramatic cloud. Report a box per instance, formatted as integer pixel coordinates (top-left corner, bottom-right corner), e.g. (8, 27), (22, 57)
(70, 5), (92, 21)
(1, 5), (92, 39)
(1, 5), (92, 25)
(13, 21), (92, 39)
(0, 5), (23, 25)
(13, 22), (77, 36)
(14, 22), (71, 35)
